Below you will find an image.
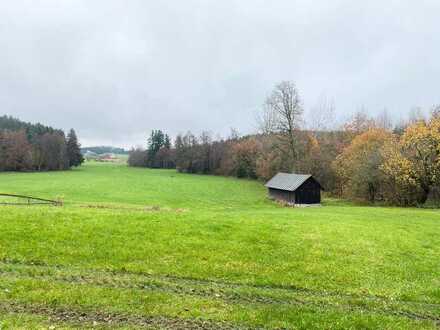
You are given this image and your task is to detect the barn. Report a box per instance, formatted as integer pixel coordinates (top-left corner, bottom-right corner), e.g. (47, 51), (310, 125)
(265, 173), (323, 206)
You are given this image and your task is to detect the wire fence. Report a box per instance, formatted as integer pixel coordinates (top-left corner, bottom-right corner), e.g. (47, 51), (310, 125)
(0, 194), (62, 206)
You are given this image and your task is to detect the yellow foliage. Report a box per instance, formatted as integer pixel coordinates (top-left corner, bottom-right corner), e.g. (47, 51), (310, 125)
(333, 128), (393, 200)
(381, 116), (440, 204)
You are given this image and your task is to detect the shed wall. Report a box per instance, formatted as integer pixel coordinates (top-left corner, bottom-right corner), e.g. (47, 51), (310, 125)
(268, 188), (295, 204)
(295, 178), (321, 204)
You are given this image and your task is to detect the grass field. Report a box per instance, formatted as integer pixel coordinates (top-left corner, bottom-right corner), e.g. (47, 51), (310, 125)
(0, 162), (439, 329)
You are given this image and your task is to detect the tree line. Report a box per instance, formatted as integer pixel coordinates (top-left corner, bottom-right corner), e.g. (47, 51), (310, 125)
(81, 146), (128, 155)
(128, 81), (440, 206)
(128, 130), (175, 169)
(0, 115), (84, 171)
(334, 111), (440, 206)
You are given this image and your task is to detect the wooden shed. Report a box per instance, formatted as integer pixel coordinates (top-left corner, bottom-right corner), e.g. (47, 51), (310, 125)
(265, 173), (323, 206)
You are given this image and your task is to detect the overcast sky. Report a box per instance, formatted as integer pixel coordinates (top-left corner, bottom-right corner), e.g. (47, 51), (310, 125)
(1, 1), (439, 147)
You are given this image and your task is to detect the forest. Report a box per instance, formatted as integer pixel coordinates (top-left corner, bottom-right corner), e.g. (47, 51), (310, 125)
(0, 115), (83, 171)
(129, 81), (440, 206)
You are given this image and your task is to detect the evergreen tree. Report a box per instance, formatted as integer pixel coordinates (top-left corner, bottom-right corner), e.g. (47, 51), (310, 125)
(66, 129), (84, 167)
(147, 130), (165, 159)
(164, 134), (171, 149)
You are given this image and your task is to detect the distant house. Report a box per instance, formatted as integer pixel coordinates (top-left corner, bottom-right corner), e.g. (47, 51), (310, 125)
(84, 151), (98, 161)
(98, 153), (118, 162)
(265, 173), (323, 206)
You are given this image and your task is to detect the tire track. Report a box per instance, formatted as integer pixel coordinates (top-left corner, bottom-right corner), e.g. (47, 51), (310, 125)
(0, 259), (410, 300)
(0, 259), (439, 325)
(0, 302), (251, 329)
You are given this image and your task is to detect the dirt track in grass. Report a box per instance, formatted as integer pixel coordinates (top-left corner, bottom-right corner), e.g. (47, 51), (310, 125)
(0, 302), (250, 329)
(1, 260), (439, 326)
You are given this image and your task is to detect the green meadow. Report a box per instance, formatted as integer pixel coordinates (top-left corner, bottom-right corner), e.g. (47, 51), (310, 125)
(0, 162), (439, 329)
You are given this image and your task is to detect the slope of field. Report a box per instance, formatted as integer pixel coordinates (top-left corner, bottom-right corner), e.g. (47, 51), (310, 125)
(0, 162), (439, 329)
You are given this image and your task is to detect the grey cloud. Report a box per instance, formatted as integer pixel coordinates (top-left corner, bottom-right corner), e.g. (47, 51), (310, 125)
(1, 0), (439, 147)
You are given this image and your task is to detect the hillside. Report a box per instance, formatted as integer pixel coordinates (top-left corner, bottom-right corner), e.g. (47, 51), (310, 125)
(0, 115), (62, 138)
(81, 146), (128, 155)
(0, 163), (439, 329)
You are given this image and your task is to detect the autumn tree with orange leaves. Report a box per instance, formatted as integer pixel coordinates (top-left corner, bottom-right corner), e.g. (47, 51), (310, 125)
(333, 128), (393, 202)
(381, 116), (440, 204)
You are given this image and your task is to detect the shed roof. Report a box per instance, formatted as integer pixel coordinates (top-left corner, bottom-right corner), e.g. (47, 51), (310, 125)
(265, 173), (314, 192)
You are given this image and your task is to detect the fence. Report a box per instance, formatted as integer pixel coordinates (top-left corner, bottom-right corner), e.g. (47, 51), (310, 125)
(0, 193), (62, 206)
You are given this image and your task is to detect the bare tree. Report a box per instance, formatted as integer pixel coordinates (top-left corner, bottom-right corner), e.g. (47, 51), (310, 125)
(259, 81), (303, 164)
(408, 106), (426, 124)
(257, 102), (279, 134)
(375, 108), (393, 130)
(228, 128), (241, 141)
(343, 108), (375, 133)
(431, 104), (440, 119)
(308, 94), (336, 131)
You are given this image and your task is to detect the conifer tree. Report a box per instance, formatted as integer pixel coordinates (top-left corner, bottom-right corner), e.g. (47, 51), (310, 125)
(164, 134), (171, 149)
(66, 129), (84, 167)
